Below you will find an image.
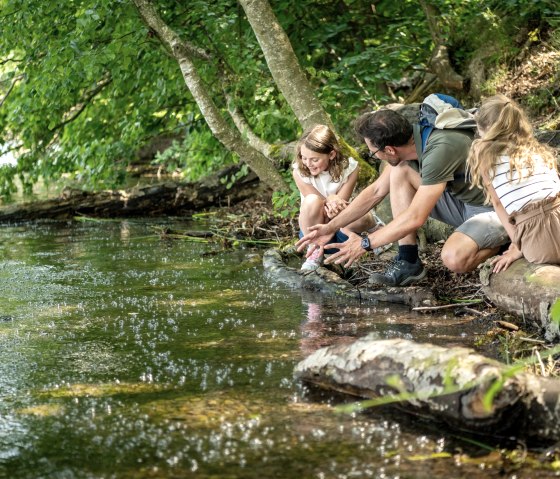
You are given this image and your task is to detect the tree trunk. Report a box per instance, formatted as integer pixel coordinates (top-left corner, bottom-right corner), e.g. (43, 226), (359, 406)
(238, 0), (334, 132)
(418, 0), (464, 91)
(0, 166), (262, 221)
(296, 336), (560, 444)
(132, 0), (289, 193)
(239, 0), (379, 177)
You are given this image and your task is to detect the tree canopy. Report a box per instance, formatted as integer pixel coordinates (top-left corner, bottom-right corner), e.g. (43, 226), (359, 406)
(0, 0), (558, 201)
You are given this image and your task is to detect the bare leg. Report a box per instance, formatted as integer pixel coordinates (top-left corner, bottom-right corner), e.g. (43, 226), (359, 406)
(345, 211), (376, 235)
(299, 194), (327, 234)
(389, 163), (421, 246)
(441, 231), (501, 273)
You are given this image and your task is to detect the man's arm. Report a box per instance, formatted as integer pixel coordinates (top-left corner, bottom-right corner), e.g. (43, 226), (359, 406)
(368, 182), (446, 248)
(328, 164), (391, 230)
(295, 164), (392, 252)
(326, 182), (446, 266)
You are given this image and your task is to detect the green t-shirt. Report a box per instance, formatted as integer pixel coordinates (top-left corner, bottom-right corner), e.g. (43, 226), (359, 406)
(411, 124), (486, 206)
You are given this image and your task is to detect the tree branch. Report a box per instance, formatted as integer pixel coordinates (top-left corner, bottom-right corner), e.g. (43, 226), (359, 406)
(1, 143), (23, 156)
(0, 75), (24, 108)
(132, 1), (211, 61)
(48, 75), (113, 132)
(131, 0), (289, 192)
(0, 57), (24, 66)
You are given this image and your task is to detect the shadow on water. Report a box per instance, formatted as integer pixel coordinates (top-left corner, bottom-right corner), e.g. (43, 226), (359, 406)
(0, 219), (556, 478)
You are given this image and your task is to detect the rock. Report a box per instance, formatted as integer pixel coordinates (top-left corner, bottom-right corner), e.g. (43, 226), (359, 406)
(480, 259), (560, 342)
(295, 336), (560, 444)
(263, 248), (435, 308)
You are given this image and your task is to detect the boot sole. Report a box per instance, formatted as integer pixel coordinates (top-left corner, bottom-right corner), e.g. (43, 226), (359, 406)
(399, 268), (427, 286)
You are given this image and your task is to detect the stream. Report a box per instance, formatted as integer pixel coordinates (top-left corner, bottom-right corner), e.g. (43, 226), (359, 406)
(0, 218), (556, 478)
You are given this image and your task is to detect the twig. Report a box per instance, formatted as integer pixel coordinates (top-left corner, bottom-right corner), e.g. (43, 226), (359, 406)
(519, 337), (546, 344)
(534, 348), (547, 376)
(460, 307), (484, 316)
(495, 320), (519, 331)
(412, 301), (481, 312)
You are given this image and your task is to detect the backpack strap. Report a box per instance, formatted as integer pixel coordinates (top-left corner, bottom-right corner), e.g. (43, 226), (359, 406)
(420, 125), (433, 153)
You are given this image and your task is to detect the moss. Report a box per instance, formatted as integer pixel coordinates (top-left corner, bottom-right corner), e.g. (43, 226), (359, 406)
(338, 137), (377, 188)
(551, 298), (560, 325)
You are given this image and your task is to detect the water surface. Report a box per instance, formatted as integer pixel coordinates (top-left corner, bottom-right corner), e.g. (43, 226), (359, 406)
(0, 219), (555, 478)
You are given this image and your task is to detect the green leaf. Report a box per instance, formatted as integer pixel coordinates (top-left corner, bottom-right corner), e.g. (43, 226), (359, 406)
(551, 298), (560, 324)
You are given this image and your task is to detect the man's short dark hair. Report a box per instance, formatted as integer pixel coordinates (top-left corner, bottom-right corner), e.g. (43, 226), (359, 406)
(354, 109), (413, 149)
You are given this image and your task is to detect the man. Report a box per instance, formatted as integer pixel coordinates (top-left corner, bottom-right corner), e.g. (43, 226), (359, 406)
(296, 108), (509, 286)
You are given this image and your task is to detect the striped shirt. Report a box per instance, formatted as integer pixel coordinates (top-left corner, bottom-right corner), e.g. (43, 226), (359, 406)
(492, 155), (560, 214)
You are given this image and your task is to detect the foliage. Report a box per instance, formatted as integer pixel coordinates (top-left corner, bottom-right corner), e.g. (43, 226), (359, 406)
(0, 0), (558, 200)
(272, 172), (300, 219)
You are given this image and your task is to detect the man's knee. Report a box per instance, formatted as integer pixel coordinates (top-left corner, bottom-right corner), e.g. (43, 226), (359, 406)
(441, 237), (480, 273)
(441, 247), (470, 273)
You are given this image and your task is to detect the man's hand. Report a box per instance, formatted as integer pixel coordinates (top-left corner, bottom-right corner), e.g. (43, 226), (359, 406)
(295, 223), (336, 256)
(490, 243), (523, 273)
(324, 231), (367, 267)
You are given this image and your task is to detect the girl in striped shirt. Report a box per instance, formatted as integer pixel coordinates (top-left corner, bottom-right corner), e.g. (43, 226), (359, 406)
(468, 94), (560, 272)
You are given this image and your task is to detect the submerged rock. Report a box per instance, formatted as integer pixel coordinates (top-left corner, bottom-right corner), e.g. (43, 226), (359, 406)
(295, 336), (560, 444)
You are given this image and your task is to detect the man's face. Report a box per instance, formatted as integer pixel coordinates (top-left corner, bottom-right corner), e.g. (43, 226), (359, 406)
(364, 138), (402, 167)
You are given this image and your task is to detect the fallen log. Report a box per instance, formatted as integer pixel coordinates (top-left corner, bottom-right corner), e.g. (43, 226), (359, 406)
(0, 165), (262, 221)
(263, 248), (435, 308)
(480, 259), (560, 342)
(295, 336), (560, 444)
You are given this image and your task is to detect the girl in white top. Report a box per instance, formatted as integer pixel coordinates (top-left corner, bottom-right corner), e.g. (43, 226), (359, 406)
(293, 124), (376, 271)
(468, 94), (560, 272)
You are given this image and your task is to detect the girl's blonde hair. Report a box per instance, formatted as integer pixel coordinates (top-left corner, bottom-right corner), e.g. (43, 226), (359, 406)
(294, 124), (348, 182)
(468, 94), (557, 197)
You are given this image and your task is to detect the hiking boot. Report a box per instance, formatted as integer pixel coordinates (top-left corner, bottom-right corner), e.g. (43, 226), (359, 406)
(301, 247), (323, 272)
(368, 257), (427, 286)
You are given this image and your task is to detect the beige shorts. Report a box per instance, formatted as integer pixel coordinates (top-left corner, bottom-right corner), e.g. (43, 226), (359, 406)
(510, 193), (560, 264)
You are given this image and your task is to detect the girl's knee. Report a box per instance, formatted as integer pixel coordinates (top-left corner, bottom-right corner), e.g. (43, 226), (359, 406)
(301, 194), (325, 212)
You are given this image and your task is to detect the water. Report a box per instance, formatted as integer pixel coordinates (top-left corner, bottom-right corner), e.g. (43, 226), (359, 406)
(0, 219), (556, 478)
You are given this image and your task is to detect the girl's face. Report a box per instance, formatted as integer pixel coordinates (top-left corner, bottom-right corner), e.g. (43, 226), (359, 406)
(300, 145), (334, 176)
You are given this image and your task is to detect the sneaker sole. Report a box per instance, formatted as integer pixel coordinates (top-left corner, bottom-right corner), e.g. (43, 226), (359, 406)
(399, 268), (427, 286)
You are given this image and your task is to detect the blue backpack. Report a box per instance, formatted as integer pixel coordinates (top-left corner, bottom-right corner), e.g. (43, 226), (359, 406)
(419, 93), (476, 153)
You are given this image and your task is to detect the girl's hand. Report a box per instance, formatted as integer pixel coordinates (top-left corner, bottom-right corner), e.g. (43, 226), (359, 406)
(491, 243), (523, 273)
(325, 195), (348, 219)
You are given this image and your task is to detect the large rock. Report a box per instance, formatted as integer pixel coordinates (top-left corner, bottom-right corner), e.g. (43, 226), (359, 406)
(481, 259), (560, 342)
(296, 336), (560, 444)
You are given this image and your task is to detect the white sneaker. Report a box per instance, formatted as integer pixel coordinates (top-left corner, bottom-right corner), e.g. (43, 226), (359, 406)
(301, 247), (323, 271)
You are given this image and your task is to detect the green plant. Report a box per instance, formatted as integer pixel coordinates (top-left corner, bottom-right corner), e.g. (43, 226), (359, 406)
(272, 175), (300, 219)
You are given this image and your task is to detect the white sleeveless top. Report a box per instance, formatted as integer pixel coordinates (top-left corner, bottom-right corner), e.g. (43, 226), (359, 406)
(293, 157), (358, 199)
(492, 154), (560, 214)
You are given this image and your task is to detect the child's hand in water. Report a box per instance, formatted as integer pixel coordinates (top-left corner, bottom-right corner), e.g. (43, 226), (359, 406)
(491, 243), (523, 273)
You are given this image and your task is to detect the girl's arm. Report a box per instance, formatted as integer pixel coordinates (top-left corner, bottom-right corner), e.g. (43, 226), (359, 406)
(292, 169), (324, 198)
(332, 167), (358, 202)
(483, 177), (516, 241)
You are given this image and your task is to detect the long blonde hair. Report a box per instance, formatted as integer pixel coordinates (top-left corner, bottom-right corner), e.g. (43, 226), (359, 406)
(468, 94), (557, 197)
(294, 124), (348, 182)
